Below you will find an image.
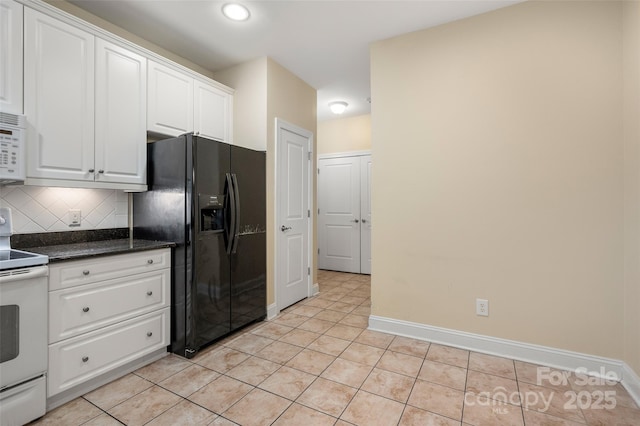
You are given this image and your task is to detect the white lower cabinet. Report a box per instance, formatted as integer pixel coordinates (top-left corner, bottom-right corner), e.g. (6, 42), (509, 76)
(47, 249), (171, 399)
(48, 308), (169, 396)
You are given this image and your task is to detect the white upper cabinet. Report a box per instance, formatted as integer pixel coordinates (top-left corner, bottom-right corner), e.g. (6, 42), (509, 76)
(0, 0), (23, 115)
(147, 61), (193, 137)
(24, 8), (95, 182)
(24, 8), (146, 190)
(194, 79), (232, 143)
(148, 60), (233, 143)
(95, 39), (147, 185)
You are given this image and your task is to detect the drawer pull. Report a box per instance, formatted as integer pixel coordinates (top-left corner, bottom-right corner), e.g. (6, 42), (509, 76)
(147, 291), (153, 296)
(83, 270), (90, 276)
(82, 307), (90, 313)
(82, 356), (89, 363)
(147, 332), (153, 337)
(147, 259), (154, 264)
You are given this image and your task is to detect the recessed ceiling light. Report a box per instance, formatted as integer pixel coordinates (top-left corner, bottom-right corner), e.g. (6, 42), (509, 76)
(222, 3), (250, 21)
(329, 101), (348, 114)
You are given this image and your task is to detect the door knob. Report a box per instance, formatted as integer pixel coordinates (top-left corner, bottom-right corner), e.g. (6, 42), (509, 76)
(351, 219), (359, 223)
(281, 225), (292, 232)
(362, 219), (367, 223)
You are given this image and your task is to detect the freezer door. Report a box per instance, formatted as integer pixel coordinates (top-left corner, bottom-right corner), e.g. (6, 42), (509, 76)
(230, 146), (266, 328)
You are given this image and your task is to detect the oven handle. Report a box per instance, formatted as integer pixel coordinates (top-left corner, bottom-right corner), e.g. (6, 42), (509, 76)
(0, 265), (48, 282)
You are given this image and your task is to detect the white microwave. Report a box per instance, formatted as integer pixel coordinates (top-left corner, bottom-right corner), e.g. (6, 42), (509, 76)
(0, 113), (26, 184)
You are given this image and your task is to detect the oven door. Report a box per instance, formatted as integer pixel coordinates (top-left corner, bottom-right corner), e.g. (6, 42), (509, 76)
(0, 265), (48, 389)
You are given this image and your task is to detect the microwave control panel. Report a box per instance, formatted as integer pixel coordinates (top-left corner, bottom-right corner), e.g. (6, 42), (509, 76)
(0, 115), (26, 183)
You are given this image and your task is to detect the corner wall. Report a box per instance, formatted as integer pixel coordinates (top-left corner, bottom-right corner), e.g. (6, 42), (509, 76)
(267, 58), (318, 298)
(623, 0), (640, 374)
(370, 1), (625, 359)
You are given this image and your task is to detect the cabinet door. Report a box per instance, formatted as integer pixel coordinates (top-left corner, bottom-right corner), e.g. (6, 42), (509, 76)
(147, 61), (193, 137)
(95, 39), (147, 185)
(0, 0), (23, 115)
(24, 9), (95, 181)
(194, 80), (231, 142)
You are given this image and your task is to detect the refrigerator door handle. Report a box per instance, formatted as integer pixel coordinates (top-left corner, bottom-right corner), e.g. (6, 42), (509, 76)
(231, 173), (241, 254)
(225, 173), (236, 255)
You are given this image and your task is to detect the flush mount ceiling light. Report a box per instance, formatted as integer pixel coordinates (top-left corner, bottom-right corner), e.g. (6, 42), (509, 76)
(222, 3), (250, 21)
(329, 101), (348, 114)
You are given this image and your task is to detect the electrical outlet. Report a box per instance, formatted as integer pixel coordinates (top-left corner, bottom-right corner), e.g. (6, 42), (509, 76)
(69, 209), (81, 226)
(476, 298), (489, 316)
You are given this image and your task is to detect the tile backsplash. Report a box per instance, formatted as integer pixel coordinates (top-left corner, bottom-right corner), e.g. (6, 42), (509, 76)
(0, 186), (129, 234)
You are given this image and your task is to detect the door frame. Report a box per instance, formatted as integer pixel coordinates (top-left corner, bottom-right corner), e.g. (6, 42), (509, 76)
(274, 118), (315, 315)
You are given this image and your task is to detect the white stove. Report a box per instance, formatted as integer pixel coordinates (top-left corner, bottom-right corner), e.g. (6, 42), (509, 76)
(0, 207), (49, 426)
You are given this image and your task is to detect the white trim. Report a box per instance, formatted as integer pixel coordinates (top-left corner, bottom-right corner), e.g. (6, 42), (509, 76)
(274, 118), (314, 312)
(312, 282), (320, 296)
(266, 303), (279, 320)
(368, 315), (640, 406)
(622, 362), (640, 405)
(318, 150), (371, 160)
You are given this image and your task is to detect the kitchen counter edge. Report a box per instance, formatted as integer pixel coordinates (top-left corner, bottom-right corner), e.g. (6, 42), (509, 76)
(25, 239), (176, 263)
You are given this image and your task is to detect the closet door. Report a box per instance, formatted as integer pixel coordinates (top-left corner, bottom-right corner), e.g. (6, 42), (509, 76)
(318, 156), (361, 273)
(360, 155), (372, 274)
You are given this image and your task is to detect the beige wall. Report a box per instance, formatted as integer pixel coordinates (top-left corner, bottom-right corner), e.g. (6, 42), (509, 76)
(215, 58), (317, 306)
(318, 114), (371, 155)
(623, 0), (640, 373)
(213, 58), (268, 151)
(266, 58), (318, 301)
(371, 1), (627, 360)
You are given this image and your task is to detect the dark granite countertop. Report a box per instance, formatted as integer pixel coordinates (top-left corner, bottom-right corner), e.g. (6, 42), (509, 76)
(12, 229), (175, 263)
(25, 239), (175, 263)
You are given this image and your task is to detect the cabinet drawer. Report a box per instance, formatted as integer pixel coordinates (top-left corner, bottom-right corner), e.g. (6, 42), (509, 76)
(49, 249), (170, 290)
(48, 307), (169, 397)
(49, 269), (170, 343)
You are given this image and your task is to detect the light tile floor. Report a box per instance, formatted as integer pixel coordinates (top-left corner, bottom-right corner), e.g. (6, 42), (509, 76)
(31, 270), (640, 425)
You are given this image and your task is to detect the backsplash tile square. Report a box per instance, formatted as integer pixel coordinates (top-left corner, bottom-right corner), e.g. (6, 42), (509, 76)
(0, 186), (129, 234)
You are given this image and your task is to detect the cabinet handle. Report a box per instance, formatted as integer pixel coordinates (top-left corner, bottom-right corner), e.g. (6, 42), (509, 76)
(82, 307), (90, 313)
(147, 291), (153, 296)
(83, 270), (90, 276)
(82, 356), (89, 363)
(147, 259), (154, 264)
(98, 170), (104, 174)
(88, 169), (95, 173)
(147, 332), (153, 337)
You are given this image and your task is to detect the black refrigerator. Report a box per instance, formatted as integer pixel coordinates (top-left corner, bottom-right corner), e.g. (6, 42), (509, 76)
(133, 134), (266, 358)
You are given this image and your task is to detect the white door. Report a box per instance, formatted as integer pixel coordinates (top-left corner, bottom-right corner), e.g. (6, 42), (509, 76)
(24, 8), (95, 181)
(276, 120), (312, 310)
(0, 0), (23, 115)
(318, 156), (361, 273)
(360, 155), (372, 274)
(95, 39), (147, 185)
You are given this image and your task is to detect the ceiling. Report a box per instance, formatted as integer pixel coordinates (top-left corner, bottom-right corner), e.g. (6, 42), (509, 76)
(68, 0), (519, 121)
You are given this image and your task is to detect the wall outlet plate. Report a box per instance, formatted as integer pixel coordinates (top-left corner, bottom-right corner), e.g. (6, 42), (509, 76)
(476, 298), (489, 316)
(69, 209), (81, 226)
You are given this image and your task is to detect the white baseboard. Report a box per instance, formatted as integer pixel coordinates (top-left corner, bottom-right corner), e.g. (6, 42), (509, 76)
(368, 315), (640, 406)
(312, 282), (320, 296)
(622, 362), (640, 405)
(267, 303), (278, 320)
